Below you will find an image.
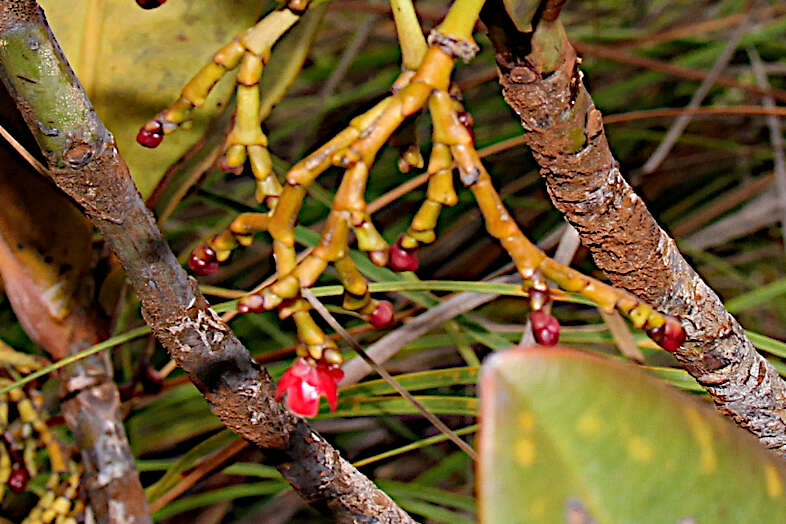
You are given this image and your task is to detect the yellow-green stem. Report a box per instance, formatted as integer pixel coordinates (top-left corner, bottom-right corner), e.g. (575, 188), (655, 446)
(390, 0), (428, 70)
(437, 0), (487, 41)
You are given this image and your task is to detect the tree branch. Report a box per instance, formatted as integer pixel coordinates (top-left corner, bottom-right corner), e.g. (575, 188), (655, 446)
(0, 2), (414, 521)
(484, 2), (786, 455)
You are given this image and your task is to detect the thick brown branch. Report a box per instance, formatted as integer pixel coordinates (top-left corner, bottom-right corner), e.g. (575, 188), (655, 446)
(0, 2), (414, 521)
(485, 3), (786, 455)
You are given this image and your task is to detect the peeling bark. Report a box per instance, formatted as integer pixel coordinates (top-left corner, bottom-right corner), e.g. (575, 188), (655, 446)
(0, 2), (413, 521)
(485, 3), (786, 455)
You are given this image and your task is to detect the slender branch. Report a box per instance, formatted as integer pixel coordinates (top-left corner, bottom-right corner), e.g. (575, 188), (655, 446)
(0, 2), (413, 521)
(485, 1), (786, 455)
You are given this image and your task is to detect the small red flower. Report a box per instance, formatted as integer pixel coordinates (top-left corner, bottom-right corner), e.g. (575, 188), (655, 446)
(275, 358), (344, 417)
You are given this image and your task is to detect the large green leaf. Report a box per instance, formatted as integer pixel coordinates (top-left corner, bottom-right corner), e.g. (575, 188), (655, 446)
(40, 0), (267, 197)
(479, 347), (786, 523)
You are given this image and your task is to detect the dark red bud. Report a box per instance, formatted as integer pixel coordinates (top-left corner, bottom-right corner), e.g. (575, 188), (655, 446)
(136, 120), (164, 148)
(388, 241), (419, 272)
(369, 300), (395, 329)
(8, 467), (28, 494)
(647, 317), (685, 352)
(187, 244), (219, 276)
(136, 0), (167, 9)
(530, 310), (560, 346)
(237, 294), (265, 315)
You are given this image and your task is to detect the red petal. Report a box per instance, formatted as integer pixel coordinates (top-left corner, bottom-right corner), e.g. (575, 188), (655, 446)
(314, 365), (340, 411)
(275, 370), (300, 402)
(287, 381), (320, 417)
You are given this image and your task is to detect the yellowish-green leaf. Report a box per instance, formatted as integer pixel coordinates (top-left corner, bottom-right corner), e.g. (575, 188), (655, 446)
(479, 346), (786, 523)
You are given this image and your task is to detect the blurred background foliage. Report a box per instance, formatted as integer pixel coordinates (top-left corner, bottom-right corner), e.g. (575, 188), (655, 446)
(3, 0), (786, 521)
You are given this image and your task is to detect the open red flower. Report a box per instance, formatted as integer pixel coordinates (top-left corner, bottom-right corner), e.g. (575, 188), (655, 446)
(275, 358), (344, 417)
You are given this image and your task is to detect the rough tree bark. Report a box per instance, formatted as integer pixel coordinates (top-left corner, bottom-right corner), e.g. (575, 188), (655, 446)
(0, 2), (414, 522)
(485, 0), (786, 455)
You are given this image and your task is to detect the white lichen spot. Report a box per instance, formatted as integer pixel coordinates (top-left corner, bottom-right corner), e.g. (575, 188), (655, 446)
(249, 411), (264, 425)
(108, 500), (130, 523)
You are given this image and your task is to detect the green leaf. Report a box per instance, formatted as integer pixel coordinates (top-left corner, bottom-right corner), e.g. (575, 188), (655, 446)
(479, 347), (786, 523)
(41, 0), (268, 198)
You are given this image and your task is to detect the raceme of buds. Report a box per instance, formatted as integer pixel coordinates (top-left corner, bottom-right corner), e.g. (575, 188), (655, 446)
(647, 317), (686, 352)
(188, 244), (219, 276)
(275, 357), (344, 417)
(530, 310), (560, 346)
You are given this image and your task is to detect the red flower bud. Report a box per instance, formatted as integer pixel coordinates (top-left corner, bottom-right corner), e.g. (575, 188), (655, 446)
(188, 244), (219, 276)
(647, 317), (685, 352)
(388, 240), (419, 272)
(369, 300), (395, 329)
(136, 120), (164, 148)
(530, 310), (560, 346)
(275, 358), (344, 417)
